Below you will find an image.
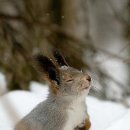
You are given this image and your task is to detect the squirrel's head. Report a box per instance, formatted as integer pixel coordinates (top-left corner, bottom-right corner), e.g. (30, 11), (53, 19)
(34, 50), (91, 97)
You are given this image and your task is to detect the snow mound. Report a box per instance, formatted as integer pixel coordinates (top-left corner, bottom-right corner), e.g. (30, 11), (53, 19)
(29, 81), (49, 97)
(87, 97), (127, 130)
(0, 91), (43, 128)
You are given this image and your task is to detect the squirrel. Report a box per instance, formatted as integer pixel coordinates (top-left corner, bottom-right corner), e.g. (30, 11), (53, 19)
(15, 50), (91, 130)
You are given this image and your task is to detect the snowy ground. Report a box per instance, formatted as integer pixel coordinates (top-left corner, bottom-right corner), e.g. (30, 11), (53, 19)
(0, 73), (130, 130)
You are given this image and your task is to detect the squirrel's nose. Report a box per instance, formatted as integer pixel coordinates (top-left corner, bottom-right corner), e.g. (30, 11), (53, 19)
(86, 75), (91, 82)
(82, 75), (91, 82)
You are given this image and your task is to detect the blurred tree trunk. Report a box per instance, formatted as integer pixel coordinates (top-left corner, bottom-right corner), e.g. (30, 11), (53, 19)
(50, 0), (90, 67)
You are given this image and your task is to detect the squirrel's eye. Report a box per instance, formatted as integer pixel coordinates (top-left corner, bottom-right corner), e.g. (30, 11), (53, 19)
(66, 79), (73, 83)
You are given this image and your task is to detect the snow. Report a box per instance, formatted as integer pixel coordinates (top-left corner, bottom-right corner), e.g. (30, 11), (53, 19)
(105, 110), (130, 130)
(29, 81), (49, 98)
(87, 97), (127, 130)
(0, 91), (43, 129)
(0, 81), (130, 130)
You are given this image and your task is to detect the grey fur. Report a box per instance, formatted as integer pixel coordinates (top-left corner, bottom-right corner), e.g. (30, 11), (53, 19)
(15, 96), (68, 130)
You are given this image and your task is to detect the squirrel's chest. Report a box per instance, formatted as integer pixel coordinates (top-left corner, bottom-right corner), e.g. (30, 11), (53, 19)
(63, 101), (86, 130)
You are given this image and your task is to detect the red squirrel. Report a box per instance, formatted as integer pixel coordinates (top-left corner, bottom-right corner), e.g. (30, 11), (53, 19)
(15, 50), (91, 130)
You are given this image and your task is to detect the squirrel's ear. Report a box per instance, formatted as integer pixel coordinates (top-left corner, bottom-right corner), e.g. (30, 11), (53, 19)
(53, 50), (68, 67)
(34, 55), (60, 85)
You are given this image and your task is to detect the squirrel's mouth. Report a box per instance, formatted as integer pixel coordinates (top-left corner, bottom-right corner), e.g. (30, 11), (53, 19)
(80, 75), (91, 90)
(82, 85), (90, 90)
(82, 86), (90, 90)
(83, 86), (89, 89)
(81, 83), (91, 90)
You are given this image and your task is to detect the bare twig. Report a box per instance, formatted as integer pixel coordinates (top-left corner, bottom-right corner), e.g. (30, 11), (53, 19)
(107, 0), (129, 26)
(0, 13), (130, 65)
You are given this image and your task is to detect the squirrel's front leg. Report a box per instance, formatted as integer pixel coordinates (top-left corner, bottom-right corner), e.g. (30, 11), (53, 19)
(75, 118), (91, 130)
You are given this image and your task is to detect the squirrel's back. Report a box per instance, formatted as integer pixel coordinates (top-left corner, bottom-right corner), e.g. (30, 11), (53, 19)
(15, 98), (67, 130)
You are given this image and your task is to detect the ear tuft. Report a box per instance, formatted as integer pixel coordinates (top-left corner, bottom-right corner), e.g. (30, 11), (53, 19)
(53, 50), (68, 67)
(34, 54), (60, 85)
(34, 55), (54, 72)
(48, 68), (60, 85)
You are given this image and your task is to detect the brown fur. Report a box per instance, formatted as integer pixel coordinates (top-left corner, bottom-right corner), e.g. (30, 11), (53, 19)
(75, 118), (91, 130)
(44, 76), (59, 95)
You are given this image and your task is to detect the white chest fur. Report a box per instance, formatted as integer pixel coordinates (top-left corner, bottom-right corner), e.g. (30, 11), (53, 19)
(63, 97), (87, 130)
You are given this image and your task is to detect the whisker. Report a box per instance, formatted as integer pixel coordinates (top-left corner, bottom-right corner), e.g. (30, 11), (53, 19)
(90, 85), (106, 98)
